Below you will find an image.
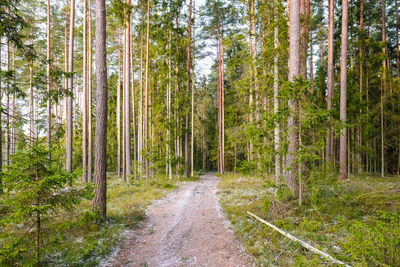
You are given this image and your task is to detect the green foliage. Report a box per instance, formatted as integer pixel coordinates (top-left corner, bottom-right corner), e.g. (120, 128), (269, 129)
(0, 140), (93, 265)
(344, 211), (400, 266)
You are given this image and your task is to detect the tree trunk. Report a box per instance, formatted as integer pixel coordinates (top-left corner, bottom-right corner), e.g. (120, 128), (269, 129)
(0, 40), (2, 193)
(326, 0), (334, 162)
(185, 0), (192, 178)
(88, 0), (93, 182)
(284, 0), (300, 197)
(339, 0), (349, 179)
(47, 0), (51, 159)
(358, 0), (364, 174)
(144, 0), (151, 183)
(92, 0), (108, 220)
(82, 0), (88, 181)
(117, 28), (122, 176)
(274, 0), (280, 183)
(123, 0), (132, 181)
(5, 41), (9, 169)
(66, 0), (75, 173)
(130, 23), (137, 180)
(64, 0), (69, 127)
(381, 0), (387, 178)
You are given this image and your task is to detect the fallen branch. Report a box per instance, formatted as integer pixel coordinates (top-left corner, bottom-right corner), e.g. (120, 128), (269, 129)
(247, 211), (350, 267)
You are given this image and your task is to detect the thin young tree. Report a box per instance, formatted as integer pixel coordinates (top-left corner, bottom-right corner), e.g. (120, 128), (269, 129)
(339, 0), (349, 179)
(284, 0), (300, 196)
(93, 0), (108, 219)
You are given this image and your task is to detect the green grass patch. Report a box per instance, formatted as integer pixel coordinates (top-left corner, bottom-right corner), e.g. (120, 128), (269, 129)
(217, 173), (400, 266)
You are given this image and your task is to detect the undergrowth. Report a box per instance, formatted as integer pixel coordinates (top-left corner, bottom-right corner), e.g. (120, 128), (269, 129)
(217, 172), (400, 266)
(1, 173), (190, 266)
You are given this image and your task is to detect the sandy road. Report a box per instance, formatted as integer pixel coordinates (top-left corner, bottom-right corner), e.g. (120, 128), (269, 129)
(109, 174), (253, 267)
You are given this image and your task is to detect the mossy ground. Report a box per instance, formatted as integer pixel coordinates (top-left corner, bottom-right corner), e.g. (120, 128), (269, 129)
(217, 173), (400, 266)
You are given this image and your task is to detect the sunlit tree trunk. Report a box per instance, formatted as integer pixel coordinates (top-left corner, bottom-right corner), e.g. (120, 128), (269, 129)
(5, 41), (9, 169)
(123, 0), (132, 181)
(66, 0), (75, 173)
(144, 0), (151, 183)
(284, 0), (300, 197)
(326, 0), (334, 163)
(339, 0), (349, 179)
(88, 0), (93, 182)
(117, 28), (122, 177)
(130, 22), (137, 180)
(92, 0), (108, 220)
(274, 0), (280, 183)
(82, 0), (88, 181)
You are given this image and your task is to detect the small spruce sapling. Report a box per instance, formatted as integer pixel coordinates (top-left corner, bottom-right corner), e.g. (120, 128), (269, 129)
(0, 138), (93, 266)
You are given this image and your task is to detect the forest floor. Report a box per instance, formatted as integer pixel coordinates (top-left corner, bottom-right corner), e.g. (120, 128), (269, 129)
(108, 173), (253, 267)
(218, 172), (400, 266)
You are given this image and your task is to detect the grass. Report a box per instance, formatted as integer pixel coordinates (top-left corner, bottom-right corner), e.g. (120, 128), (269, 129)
(217, 172), (400, 266)
(1, 173), (197, 266)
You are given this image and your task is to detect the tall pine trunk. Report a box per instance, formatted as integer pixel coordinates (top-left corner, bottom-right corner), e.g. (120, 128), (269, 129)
(66, 0), (75, 173)
(47, 0), (51, 159)
(326, 0), (334, 162)
(339, 0), (349, 179)
(144, 0), (151, 183)
(185, 0), (192, 177)
(88, 0), (93, 182)
(381, 0), (387, 178)
(82, 0), (88, 181)
(93, 0), (108, 220)
(285, 0), (300, 197)
(274, 0), (280, 182)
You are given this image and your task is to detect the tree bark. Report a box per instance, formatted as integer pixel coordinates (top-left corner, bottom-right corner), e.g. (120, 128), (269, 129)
(117, 28), (122, 176)
(274, 0), (280, 183)
(123, 0), (132, 181)
(185, 0), (193, 178)
(326, 0), (334, 162)
(92, 0), (108, 220)
(66, 0), (75, 173)
(144, 0), (151, 183)
(381, 0), (387, 178)
(82, 0), (88, 181)
(47, 0), (51, 159)
(358, 0), (364, 174)
(88, 0), (93, 182)
(339, 0), (349, 179)
(284, 0), (300, 197)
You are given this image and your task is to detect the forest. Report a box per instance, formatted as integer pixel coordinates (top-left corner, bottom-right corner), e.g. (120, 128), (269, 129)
(1, 0), (400, 266)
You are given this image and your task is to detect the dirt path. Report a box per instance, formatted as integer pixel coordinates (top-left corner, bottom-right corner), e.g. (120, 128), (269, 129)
(109, 174), (253, 267)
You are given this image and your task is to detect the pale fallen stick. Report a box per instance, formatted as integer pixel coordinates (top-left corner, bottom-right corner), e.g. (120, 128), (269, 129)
(247, 211), (351, 267)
